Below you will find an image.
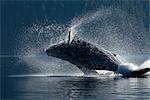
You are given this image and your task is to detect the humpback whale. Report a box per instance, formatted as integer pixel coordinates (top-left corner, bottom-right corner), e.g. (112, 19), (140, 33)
(46, 31), (150, 77)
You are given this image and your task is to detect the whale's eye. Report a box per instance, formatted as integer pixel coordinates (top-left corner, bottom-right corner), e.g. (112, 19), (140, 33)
(113, 54), (116, 57)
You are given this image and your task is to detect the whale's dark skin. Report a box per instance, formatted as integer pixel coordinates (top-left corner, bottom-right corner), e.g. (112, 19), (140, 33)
(46, 34), (150, 77)
(46, 37), (122, 74)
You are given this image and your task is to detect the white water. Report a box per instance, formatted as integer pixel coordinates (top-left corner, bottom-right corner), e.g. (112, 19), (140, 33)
(15, 7), (149, 76)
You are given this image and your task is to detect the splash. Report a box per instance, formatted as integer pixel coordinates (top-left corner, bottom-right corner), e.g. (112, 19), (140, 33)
(16, 22), (82, 75)
(68, 7), (149, 56)
(15, 7), (149, 76)
(140, 59), (150, 68)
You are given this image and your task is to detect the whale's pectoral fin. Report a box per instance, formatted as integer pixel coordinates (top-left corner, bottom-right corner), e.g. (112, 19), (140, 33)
(77, 66), (99, 75)
(131, 68), (150, 77)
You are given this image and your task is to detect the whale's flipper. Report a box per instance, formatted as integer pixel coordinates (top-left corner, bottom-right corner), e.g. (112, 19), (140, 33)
(77, 66), (99, 75)
(131, 68), (150, 77)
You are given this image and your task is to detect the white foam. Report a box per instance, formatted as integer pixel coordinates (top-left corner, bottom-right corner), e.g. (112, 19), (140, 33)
(117, 60), (150, 76)
(140, 59), (150, 68)
(15, 7), (149, 76)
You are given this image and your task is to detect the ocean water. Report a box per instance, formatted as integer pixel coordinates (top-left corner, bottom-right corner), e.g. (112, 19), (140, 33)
(2, 56), (150, 100)
(1, 0), (150, 100)
(3, 74), (150, 100)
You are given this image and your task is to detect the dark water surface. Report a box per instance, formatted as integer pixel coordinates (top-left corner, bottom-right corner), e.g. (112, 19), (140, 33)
(1, 0), (149, 100)
(3, 76), (150, 100)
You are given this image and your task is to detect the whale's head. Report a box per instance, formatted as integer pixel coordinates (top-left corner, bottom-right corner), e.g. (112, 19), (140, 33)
(46, 42), (70, 60)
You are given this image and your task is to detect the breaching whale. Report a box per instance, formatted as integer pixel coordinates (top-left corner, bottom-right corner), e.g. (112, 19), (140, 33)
(46, 31), (150, 77)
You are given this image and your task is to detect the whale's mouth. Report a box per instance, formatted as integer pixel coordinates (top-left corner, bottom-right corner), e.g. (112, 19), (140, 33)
(45, 42), (70, 60)
(46, 46), (57, 56)
(46, 46), (62, 57)
(46, 46), (55, 56)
